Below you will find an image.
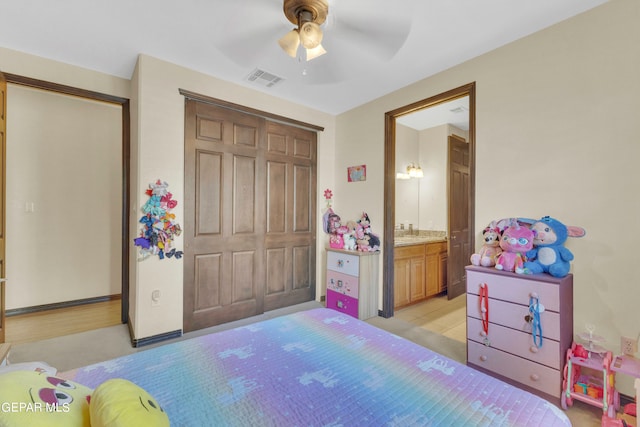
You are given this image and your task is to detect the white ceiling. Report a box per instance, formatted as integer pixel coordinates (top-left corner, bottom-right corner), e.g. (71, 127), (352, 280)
(397, 96), (469, 131)
(0, 0), (607, 115)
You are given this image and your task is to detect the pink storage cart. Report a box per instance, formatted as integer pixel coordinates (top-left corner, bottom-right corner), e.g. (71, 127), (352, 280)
(561, 341), (620, 418)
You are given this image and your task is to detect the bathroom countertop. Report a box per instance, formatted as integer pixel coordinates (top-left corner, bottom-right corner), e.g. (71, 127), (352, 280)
(394, 236), (447, 247)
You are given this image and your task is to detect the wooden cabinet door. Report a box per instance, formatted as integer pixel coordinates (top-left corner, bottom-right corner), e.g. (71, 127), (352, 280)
(409, 257), (426, 301)
(438, 253), (448, 293)
(425, 252), (439, 297)
(393, 258), (411, 308)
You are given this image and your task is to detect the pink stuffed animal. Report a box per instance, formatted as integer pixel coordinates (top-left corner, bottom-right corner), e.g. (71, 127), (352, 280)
(495, 219), (534, 274)
(470, 221), (502, 267)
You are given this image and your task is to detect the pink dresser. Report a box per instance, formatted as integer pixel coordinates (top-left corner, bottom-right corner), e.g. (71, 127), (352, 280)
(326, 249), (379, 320)
(466, 265), (573, 403)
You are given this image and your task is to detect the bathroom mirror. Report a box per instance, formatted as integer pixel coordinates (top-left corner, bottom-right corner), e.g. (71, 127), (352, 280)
(395, 96), (469, 233)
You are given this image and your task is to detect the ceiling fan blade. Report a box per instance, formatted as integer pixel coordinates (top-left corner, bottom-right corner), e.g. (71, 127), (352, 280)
(212, 0), (289, 66)
(216, 26), (285, 67)
(326, 0), (413, 61)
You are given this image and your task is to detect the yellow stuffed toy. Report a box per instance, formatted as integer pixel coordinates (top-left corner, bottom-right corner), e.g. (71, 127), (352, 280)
(89, 378), (169, 427)
(0, 370), (92, 427)
(0, 372), (169, 427)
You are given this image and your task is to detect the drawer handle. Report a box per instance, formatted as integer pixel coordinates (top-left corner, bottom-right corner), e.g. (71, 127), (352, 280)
(530, 345), (539, 353)
(480, 355), (488, 362)
(530, 374), (540, 381)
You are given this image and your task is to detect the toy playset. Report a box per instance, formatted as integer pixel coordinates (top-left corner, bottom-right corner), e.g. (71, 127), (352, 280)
(560, 325), (639, 427)
(561, 327), (619, 419)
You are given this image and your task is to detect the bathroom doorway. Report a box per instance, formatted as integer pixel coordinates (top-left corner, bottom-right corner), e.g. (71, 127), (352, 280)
(382, 83), (475, 318)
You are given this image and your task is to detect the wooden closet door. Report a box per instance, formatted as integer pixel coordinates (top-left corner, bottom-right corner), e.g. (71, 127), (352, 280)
(183, 100), (266, 331)
(263, 121), (316, 311)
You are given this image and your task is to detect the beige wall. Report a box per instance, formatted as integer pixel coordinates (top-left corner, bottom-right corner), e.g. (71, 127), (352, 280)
(0, 47), (130, 99)
(335, 0), (639, 394)
(5, 85), (122, 308)
(0, 48), (130, 310)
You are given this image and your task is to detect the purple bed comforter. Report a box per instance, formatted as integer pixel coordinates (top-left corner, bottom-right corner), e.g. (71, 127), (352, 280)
(63, 308), (571, 426)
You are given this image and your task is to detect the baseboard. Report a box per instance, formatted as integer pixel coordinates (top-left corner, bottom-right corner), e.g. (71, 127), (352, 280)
(131, 329), (182, 348)
(6, 294), (122, 317)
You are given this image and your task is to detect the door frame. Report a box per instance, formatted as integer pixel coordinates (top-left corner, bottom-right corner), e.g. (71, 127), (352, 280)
(382, 82), (475, 318)
(2, 73), (131, 323)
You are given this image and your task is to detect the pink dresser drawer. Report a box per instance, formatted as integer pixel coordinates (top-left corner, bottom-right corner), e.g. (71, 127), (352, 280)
(327, 270), (359, 298)
(467, 269), (561, 312)
(326, 289), (359, 319)
(467, 317), (561, 369)
(468, 340), (561, 398)
(466, 293), (561, 341)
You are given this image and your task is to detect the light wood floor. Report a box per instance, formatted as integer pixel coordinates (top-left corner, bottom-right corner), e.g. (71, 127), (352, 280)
(5, 299), (122, 344)
(395, 293), (467, 343)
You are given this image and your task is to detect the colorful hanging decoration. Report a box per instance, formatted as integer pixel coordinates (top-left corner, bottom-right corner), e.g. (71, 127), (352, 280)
(323, 188), (333, 208)
(134, 179), (183, 261)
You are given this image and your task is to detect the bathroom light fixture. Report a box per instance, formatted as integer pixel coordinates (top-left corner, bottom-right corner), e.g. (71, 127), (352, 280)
(407, 163), (424, 178)
(396, 163), (423, 180)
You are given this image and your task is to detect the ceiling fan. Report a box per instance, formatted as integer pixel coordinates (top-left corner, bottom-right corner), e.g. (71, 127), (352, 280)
(214, 0), (413, 84)
(278, 0), (329, 61)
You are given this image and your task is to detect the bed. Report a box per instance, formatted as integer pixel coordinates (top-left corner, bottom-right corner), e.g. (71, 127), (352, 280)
(62, 308), (571, 426)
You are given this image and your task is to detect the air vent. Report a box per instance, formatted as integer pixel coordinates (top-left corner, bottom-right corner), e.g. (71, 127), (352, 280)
(449, 106), (468, 114)
(246, 68), (284, 88)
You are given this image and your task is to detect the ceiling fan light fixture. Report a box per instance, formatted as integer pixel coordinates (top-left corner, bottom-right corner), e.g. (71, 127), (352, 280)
(305, 43), (326, 61)
(280, 0), (329, 61)
(278, 29), (300, 58)
(299, 21), (322, 49)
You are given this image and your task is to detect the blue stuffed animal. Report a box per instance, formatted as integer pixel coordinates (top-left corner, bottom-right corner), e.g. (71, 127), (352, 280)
(524, 216), (585, 277)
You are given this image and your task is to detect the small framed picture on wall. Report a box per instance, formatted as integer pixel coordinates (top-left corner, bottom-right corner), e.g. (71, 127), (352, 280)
(347, 164), (366, 182)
